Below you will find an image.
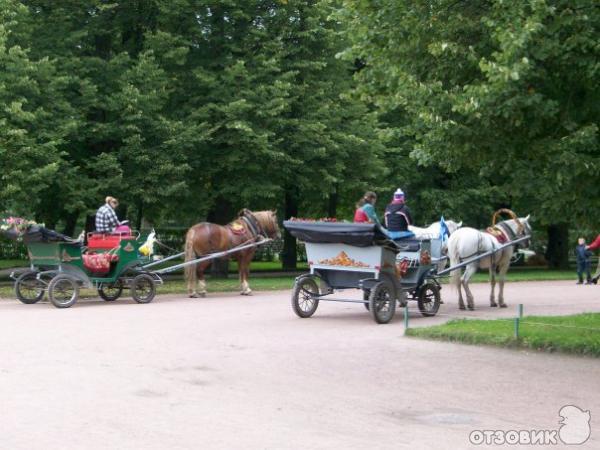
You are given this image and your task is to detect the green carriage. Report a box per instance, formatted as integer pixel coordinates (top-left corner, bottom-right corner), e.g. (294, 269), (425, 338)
(13, 233), (161, 308)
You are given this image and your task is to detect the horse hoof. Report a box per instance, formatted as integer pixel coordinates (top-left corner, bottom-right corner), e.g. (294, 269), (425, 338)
(189, 293), (199, 298)
(490, 303), (498, 307)
(241, 291), (252, 296)
(499, 303), (507, 308)
(467, 306), (475, 311)
(459, 305), (466, 310)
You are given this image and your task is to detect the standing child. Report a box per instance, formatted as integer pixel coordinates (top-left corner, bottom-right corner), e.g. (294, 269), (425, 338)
(575, 237), (592, 284)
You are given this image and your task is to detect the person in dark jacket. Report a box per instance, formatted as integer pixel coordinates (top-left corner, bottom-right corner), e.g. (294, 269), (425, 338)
(384, 188), (415, 240)
(576, 237), (592, 284)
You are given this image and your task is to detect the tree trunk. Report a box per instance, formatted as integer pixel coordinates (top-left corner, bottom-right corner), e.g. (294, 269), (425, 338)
(282, 187), (299, 270)
(327, 186), (338, 219)
(135, 201), (143, 231)
(545, 223), (569, 269)
(62, 212), (80, 237)
(206, 198), (234, 278)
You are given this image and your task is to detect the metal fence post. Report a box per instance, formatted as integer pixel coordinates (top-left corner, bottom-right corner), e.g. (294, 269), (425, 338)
(518, 303), (523, 319)
(404, 305), (409, 330)
(514, 317), (520, 339)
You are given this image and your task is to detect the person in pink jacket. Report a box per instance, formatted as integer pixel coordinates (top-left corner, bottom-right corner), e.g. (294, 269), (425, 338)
(586, 234), (600, 283)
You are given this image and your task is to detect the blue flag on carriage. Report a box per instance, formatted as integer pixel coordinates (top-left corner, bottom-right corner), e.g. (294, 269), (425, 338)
(439, 216), (449, 242)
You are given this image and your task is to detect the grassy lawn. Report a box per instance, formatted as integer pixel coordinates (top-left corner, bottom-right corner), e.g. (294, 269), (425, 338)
(0, 259), (28, 270)
(406, 313), (600, 357)
(0, 275), (297, 299)
(0, 262), (580, 299)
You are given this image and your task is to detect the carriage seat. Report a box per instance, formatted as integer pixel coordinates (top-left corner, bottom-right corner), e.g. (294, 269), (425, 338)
(87, 232), (134, 250)
(393, 239), (421, 252)
(82, 252), (119, 275)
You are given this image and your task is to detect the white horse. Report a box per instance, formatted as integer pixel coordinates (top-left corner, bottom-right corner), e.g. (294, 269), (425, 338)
(410, 219), (462, 240)
(447, 215), (531, 310)
(410, 219), (462, 271)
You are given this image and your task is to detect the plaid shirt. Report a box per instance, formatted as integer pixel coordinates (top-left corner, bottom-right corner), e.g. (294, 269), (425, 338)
(95, 204), (119, 232)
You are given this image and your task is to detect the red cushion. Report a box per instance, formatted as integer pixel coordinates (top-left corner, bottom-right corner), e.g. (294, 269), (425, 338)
(83, 253), (119, 274)
(87, 233), (132, 250)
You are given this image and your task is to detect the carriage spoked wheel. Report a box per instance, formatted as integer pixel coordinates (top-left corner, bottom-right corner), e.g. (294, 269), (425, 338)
(369, 280), (396, 324)
(98, 279), (123, 302)
(291, 276), (319, 318)
(48, 274), (79, 308)
(15, 271), (45, 304)
(417, 282), (441, 317)
(131, 274), (156, 304)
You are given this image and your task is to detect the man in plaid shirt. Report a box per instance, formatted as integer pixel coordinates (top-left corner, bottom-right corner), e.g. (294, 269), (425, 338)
(95, 196), (120, 232)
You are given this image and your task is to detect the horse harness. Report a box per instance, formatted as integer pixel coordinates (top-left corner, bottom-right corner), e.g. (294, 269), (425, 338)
(239, 209), (266, 240)
(459, 222), (522, 263)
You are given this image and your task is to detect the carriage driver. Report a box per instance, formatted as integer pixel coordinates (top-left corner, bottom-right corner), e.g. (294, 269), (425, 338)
(95, 196), (120, 233)
(384, 189), (415, 240)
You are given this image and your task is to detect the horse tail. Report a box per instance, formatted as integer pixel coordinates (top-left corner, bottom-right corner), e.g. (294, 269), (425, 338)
(447, 236), (462, 291)
(184, 228), (197, 289)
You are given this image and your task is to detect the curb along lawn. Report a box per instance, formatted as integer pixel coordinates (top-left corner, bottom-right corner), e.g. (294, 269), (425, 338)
(406, 313), (600, 357)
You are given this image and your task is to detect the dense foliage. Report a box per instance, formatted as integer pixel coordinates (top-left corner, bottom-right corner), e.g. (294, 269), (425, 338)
(0, 0), (598, 268)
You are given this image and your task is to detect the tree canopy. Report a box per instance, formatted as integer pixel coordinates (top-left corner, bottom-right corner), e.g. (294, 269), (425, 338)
(0, 0), (598, 268)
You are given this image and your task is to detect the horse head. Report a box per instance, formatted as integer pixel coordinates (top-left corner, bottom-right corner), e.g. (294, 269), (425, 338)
(445, 220), (463, 236)
(252, 210), (280, 239)
(500, 214), (532, 249)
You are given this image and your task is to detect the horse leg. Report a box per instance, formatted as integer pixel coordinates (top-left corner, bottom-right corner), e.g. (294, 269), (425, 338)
(190, 262), (209, 298)
(457, 270), (466, 310)
(461, 265), (477, 310)
(497, 264), (509, 308)
(489, 265), (497, 307)
(237, 255), (252, 296)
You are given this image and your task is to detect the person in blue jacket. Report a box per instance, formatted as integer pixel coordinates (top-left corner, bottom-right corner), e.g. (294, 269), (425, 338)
(575, 237), (592, 284)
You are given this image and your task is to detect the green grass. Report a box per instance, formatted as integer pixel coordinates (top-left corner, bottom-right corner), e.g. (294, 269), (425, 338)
(0, 275), (297, 299)
(406, 313), (600, 356)
(467, 268), (576, 283)
(0, 259), (28, 270)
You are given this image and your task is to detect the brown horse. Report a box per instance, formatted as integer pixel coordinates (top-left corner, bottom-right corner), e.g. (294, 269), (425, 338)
(184, 209), (280, 297)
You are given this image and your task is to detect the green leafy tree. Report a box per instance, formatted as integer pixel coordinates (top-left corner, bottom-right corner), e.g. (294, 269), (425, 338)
(340, 0), (599, 267)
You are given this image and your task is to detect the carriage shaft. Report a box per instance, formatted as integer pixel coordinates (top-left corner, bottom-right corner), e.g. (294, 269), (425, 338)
(152, 239), (272, 275)
(435, 234), (531, 277)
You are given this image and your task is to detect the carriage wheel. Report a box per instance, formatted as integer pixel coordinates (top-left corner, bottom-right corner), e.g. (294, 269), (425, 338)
(15, 271), (45, 304)
(369, 280), (395, 324)
(417, 282), (441, 317)
(48, 275), (79, 308)
(131, 274), (156, 304)
(98, 280), (123, 301)
(291, 276), (319, 318)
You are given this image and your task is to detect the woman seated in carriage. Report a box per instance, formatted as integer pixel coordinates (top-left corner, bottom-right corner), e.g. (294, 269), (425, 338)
(384, 189), (415, 240)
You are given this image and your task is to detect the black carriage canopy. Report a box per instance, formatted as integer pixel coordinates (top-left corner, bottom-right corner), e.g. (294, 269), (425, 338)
(283, 221), (398, 248)
(0, 224), (80, 244)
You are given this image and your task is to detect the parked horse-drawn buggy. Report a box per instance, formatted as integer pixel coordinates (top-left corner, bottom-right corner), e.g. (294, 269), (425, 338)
(7, 209), (280, 308)
(284, 211), (531, 324)
(284, 221), (444, 324)
(11, 231), (161, 308)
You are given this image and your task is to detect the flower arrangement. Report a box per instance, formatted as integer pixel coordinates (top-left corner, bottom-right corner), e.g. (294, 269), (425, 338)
(0, 217), (40, 240)
(289, 217), (338, 222)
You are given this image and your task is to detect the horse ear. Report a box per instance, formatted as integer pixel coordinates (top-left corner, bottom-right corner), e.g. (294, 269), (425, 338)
(524, 214), (530, 221)
(457, 221), (463, 227)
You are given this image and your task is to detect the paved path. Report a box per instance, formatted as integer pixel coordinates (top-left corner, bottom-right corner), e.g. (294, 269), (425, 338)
(0, 281), (598, 449)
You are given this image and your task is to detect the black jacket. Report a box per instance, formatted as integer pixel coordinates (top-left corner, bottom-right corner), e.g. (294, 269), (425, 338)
(385, 203), (413, 232)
